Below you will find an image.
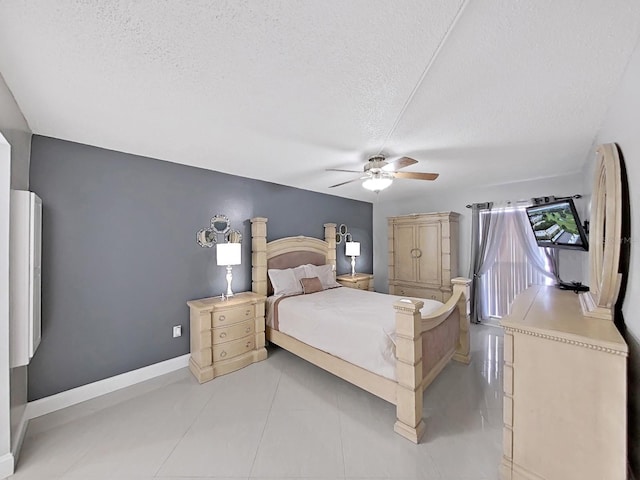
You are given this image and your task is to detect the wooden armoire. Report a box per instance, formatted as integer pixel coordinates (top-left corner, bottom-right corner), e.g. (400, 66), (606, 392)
(387, 212), (459, 302)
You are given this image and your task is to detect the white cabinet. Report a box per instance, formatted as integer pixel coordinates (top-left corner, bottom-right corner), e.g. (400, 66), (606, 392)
(10, 190), (42, 367)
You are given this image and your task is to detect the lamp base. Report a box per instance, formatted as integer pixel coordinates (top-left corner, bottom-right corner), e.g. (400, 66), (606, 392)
(225, 265), (234, 297)
(350, 256), (357, 276)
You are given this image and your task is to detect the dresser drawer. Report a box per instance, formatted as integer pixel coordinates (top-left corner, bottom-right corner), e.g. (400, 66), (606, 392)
(212, 335), (255, 361)
(393, 285), (443, 302)
(212, 320), (255, 345)
(212, 305), (254, 326)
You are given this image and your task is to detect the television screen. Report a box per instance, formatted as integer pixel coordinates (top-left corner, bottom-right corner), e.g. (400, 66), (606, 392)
(525, 199), (589, 251)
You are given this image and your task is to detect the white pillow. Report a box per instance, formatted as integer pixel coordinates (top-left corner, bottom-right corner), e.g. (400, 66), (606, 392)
(304, 264), (341, 289)
(292, 265), (308, 285)
(268, 268), (303, 296)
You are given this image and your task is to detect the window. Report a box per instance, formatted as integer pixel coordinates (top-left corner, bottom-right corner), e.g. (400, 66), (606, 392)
(478, 206), (554, 321)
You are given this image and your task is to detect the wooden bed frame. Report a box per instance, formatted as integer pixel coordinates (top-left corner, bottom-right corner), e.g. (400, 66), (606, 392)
(250, 217), (471, 443)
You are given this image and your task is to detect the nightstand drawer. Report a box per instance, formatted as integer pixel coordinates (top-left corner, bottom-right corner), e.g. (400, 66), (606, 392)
(336, 274), (374, 291)
(352, 280), (369, 290)
(212, 320), (255, 345)
(212, 305), (254, 326)
(212, 335), (255, 361)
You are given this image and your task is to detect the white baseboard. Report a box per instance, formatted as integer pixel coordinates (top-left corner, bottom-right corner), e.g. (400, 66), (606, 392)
(11, 408), (29, 465)
(26, 354), (190, 420)
(0, 452), (15, 479)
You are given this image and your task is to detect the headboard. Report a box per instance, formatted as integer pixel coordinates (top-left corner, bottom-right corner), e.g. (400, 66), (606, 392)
(250, 217), (336, 296)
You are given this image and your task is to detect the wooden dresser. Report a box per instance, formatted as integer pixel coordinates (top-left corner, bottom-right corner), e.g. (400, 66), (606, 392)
(388, 212), (459, 302)
(336, 273), (374, 291)
(188, 291), (267, 383)
(500, 286), (628, 480)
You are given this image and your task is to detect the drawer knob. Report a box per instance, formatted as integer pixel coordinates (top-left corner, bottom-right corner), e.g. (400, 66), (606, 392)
(245, 310), (250, 316)
(219, 315), (226, 321)
(220, 351), (227, 358)
(219, 332), (227, 338)
(245, 326), (251, 333)
(246, 341), (251, 347)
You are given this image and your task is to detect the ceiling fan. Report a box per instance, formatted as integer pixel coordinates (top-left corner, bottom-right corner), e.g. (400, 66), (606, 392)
(326, 155), (439, 192)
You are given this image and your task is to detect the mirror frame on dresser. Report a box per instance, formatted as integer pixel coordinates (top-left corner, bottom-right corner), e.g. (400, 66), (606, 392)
(579, 143), (623, 321)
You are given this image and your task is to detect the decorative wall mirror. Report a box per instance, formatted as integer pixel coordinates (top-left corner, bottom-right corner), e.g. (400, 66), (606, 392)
(196, 214), (241, 248)
(227, 229), (242, 243)
(336, 224), (352, 244)
(579, 143), (622, 321)
(196, 228), (216, 248)
(211, 214), (230, 235)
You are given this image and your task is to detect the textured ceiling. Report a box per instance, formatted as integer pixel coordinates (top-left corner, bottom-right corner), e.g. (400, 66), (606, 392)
(1, 1), (640, 202)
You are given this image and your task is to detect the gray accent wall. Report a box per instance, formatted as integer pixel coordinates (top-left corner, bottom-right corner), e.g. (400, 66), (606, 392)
(28, 136), (372, 400)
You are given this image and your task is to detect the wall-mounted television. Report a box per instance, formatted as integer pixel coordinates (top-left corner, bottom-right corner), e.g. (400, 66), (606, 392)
(525, 199), (589, 251)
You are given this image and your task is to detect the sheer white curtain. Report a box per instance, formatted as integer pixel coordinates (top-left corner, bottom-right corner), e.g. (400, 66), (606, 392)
(478, 205), (554, 321)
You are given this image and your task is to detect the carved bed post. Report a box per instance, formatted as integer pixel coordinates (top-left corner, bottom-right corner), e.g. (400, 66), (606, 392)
(251, 217), (268, 296)
(393, 298), (426, 443)
(324, 223), (337, 274)
(451, 277), (472, 364)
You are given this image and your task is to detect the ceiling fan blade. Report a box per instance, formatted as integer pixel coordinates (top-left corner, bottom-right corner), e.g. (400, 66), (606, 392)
(329, 177), (367, 188)
(392, 171), (439, 181)
(382, 156), (418, 171)
(326, 168), (363, 173)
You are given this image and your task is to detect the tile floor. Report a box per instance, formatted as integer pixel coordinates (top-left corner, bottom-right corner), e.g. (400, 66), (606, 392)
(10, 324), (504, 480)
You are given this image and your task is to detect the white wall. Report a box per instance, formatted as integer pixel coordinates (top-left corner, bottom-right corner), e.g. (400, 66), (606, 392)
(373, 172), (586, 293)
(586, 39), (640, 341)
(0, 71), (31, 478)
(0, 134), (11, 478)
(583, 37), (640, 476)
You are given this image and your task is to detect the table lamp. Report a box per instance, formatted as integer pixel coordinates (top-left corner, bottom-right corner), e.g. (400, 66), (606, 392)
(345, 241), (360, 276)
(217, 242), (241, 297)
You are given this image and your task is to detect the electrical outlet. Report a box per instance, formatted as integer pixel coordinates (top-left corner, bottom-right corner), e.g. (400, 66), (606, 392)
(172, 325), (182, 338)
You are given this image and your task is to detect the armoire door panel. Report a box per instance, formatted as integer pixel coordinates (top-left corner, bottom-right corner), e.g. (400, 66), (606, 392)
(416, 223), (441, 285)
(393, 224), (416, 282)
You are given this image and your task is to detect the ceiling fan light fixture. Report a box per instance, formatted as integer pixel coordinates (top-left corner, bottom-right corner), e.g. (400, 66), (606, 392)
(362, 171), (393, 192)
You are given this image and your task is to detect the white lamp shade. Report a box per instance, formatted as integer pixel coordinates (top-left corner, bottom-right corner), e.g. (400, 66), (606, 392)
(345, 241), (360, 257)
(216, 242), (241, 266)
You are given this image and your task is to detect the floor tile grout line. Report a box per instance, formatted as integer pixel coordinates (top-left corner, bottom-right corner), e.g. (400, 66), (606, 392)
(247, 365), (283, 478)
(55, 408), (111, 478)
(336, 404), (348, 480)
(151, 377), (220, 477)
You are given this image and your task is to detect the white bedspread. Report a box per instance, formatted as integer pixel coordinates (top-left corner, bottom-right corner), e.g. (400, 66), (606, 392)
(269, 287), (443, 381)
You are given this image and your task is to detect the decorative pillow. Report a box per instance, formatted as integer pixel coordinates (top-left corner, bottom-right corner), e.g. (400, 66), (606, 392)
(304, 264), (341, 289)
(300, 277), (323, 294)
(268, 268), (303, 296)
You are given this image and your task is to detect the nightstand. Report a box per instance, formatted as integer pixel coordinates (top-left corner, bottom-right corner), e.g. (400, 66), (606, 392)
(187, 291), (267, 383)
(336, 273), (374, 291)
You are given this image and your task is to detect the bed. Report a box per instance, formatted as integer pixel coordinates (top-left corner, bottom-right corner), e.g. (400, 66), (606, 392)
(250, 217), (471, 443)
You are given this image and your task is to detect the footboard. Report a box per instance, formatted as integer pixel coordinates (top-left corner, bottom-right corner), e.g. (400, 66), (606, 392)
(393, 277), (471, 443)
